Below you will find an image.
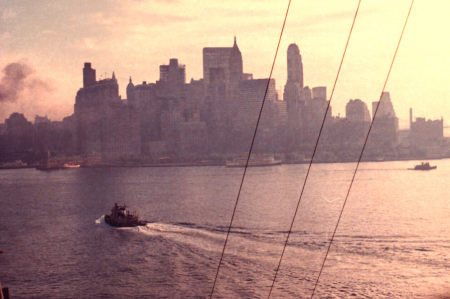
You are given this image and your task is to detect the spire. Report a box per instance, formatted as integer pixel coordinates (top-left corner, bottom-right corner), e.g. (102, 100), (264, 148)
(126, 75), (135, 101)
(112, 71), (116, 81)
(232, 35), (240, 54)
(127, 76), (134, 88)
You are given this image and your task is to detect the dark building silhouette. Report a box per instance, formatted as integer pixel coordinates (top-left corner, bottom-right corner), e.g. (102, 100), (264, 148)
(283, 44), (306, 152)
(0, 113), (34, 163)
(83, 63), (96, 88)
(368, 92), (399, 156)
(126, 77), (135, 102)
(346, 99), (371, 122)
(203, 36), (243, 91)
(200, 37), (284, 154)
(160, 59), (185, 85)
(34, 115), (74, 158)
(409, 108), (444, 157)
(342, 99), (371, 146)
(283, 43), (304, 103)
(158, 58), (186, 97)
(3, 39), (447, 165)
(201, 37), (244, 152)
(74, 65), (140, 160)
(372, 92), (396, 119)
(282, 44), (334, 157)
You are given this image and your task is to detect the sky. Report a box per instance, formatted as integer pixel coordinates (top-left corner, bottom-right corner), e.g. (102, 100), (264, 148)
(0, 0), (449, 132)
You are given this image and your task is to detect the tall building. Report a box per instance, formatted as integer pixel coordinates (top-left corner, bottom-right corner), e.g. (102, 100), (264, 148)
(126, 77), (135, 102)
(410, 108), (443, 148)
(159, 58), (185, 84)
(202, 36), (243, 92)
(368, 91), (399, 154)
(283, 44), (306, 151)
(201, 37), (244, 152)
(372, 92), (396, 119)
(0, 113), (34, 163)
(283, 43), (304, 103)
(74, 63), (140, 159)
(158, 58), (186, 97)
(83, 63), (96, 88)
(346, 99), (370, 122)
(312, 87), (326, 101)
(287, 43), (303, 88)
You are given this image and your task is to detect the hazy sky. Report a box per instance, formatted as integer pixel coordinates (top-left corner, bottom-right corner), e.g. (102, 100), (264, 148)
(1, 0), (449, 131)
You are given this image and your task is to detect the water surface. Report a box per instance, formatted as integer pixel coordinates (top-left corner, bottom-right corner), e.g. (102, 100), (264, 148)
(1, 160), (449, 298)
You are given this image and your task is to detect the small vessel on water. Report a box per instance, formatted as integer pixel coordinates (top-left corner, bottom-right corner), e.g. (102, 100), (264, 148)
(410, 162), (437, 171)
(105, 203), (147, 227)
(63, 163), (80, 168)
(36, 161), (81, 171)
(36, 150), (81, 170)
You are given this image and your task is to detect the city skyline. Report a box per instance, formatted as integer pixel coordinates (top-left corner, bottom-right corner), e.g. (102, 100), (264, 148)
(0, 0), (449, 130)
(1, 39), (445, 165)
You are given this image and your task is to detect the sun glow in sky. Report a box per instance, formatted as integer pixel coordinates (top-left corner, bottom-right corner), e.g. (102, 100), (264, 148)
(1, 0), (449, 130)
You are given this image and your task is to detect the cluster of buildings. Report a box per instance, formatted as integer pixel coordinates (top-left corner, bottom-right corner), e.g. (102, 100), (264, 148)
(0, 38), (447, 165)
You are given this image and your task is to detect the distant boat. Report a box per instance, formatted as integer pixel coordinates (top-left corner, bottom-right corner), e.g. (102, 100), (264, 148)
(225, 155), (282, 168)
(105, 203), (147, 227)
(409, 162), (437, 171)
(63, 163), (80, 169)
(36, 161), (80, 171)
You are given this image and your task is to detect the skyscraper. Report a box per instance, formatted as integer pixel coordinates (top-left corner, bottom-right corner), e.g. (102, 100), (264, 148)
(346, 99), (371, 122)
(202, 36), (243, 91)
(369, 92), (399, 150)
(283, 43), (304, 103)
(287, 43), (303, 88)
(82, 62), (96, 88)
(283, 44), (306, 151)
(372, 92), (396, 119)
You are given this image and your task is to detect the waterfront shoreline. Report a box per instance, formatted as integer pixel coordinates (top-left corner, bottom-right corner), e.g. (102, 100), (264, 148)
(3, 156), (449, 170)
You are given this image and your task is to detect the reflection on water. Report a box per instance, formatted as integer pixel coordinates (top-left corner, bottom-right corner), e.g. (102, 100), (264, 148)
(0, 160), (449, 298)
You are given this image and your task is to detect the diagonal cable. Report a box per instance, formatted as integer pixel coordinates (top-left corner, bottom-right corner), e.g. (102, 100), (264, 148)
(267, 1), (362, 298)
(209, 1), (292, 298)
(310, 1), (415, 298)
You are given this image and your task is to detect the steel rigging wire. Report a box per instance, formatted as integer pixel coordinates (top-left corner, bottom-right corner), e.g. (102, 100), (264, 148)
(267, 0), (362, 297)
(209, 1), (292, 298)
(210, 0), (414, 297)
(310, 1), (415, 298)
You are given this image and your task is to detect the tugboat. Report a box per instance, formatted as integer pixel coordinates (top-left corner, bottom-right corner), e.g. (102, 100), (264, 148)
(410, 162), (437, 171)
(105, 203), (147, 227)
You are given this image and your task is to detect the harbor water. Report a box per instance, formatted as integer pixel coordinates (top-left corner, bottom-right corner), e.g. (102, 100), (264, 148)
(1, 160), (449, 298)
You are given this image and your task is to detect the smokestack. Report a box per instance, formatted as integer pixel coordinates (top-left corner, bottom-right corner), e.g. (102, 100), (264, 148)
(409, 107), (413, 129)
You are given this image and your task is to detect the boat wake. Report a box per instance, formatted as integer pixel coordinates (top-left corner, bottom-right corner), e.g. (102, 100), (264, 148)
(95, 215), (105, 224)
(92, 216), (450, 298)
(131, 222), (233, 253)
(95, 216), (450, 273)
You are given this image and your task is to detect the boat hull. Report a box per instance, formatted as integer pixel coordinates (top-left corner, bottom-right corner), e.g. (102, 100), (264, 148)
(410, 166), (437, 171)
(104, 214), (147, 227)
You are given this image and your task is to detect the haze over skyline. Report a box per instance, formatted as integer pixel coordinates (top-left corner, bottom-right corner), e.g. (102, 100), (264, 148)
(1, 0), (449, 131)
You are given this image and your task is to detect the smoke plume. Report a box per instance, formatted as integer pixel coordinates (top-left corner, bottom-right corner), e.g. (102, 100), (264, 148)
(0, 62), (51, 103)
